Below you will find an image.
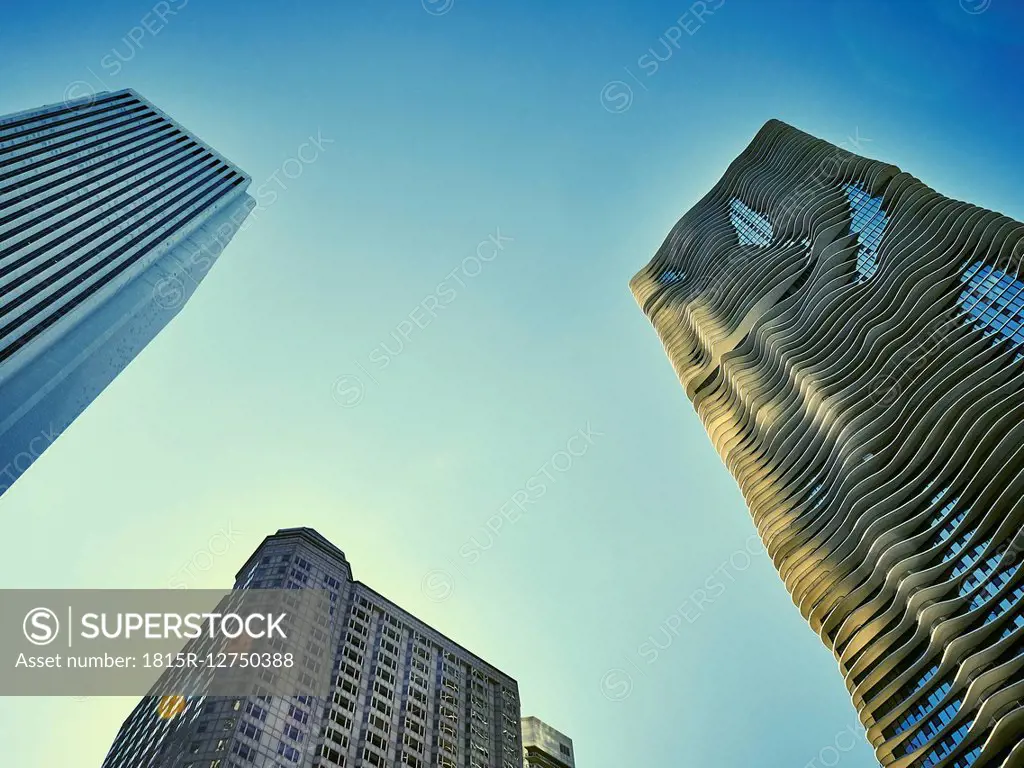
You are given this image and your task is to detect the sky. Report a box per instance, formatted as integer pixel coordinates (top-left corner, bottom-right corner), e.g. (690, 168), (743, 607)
(0, 0), (1022, 766)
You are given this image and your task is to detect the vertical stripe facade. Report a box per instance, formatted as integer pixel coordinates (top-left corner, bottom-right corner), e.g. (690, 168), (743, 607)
(0, 89), (254, 495)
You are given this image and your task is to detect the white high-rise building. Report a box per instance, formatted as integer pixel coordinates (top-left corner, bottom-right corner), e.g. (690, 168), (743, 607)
(521, 718), (574, 768)
(0, 89), (253, 496)
(103, 528), (524, 768)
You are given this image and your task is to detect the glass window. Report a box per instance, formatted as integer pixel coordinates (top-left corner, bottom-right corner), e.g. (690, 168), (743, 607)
(729, 197), (773, 247)
(844, 182), (886, 283)
(958, 261), (1024, 357)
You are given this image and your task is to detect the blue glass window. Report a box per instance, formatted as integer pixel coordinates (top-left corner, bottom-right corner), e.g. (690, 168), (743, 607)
(946, 538), (991, 578)
(904, 699), (964, 755)
(958, 261), (1024, 357)
(984, 579), (1024, 629)
(658, 269), (684, 284)
(962, 556), (1017, 604)
(923, 498), (967, 546)
(920, 720), (972, 767)
(729, 197), (773, 247)
(906, 663), (939, 697)
(893, 678), (954, 737)
(999, 602), (1024, 638)
(949, 745), (982, 768)
(844, 182), (886, 283)
(278, 742), (301, 762)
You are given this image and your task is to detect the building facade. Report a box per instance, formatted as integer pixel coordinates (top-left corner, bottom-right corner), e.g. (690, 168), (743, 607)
(521, 717), (573, 768)
(630, 120), (1024, 767)
(103, 528), (523, 768)
(0, 89), (253, 496)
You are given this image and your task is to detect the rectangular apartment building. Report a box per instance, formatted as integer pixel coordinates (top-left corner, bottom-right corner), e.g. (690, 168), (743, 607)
(102, 528), (523, 768)
(521, 717), (574, 768)
(0, 89), (253, 497)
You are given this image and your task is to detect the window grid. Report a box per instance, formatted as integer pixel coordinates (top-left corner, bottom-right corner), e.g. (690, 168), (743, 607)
(958, 261), (1024, 359)
(844, 182), (886, 283)
(658, 269), (684, 284)
(728, 197), (773, 247)
(893, 678), (954, 737)
(920, 720), (973, 767)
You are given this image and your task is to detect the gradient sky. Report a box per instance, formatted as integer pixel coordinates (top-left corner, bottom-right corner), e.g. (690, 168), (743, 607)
(1, 0), (1022, 766)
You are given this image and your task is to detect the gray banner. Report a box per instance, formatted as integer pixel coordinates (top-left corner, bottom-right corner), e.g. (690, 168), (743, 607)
(2, 590), (337, 697)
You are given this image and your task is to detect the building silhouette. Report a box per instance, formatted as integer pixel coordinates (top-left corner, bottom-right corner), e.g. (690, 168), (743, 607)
(521, 717), (574, 768)
(0, 89), (253, 497)
(631, 120), (1024, 766)
(102, 528), (523, 768)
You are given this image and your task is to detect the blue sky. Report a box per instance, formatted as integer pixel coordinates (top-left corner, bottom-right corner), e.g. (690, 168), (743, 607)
(0, 0), (1022, 765)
